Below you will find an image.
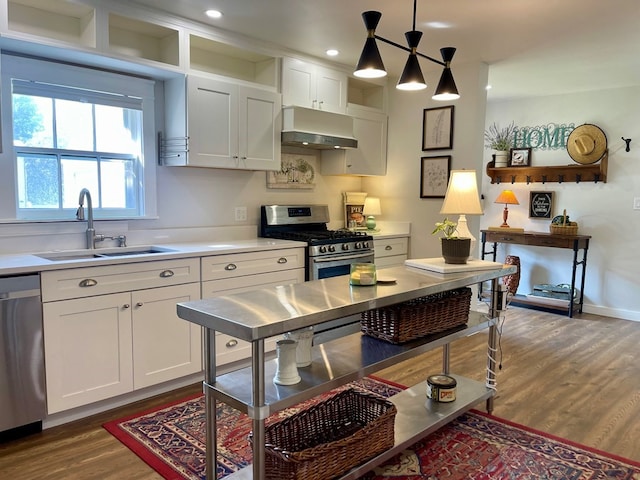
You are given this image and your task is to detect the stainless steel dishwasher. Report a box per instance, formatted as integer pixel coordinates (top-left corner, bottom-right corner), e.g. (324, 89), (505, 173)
(0, 274), (45, 441)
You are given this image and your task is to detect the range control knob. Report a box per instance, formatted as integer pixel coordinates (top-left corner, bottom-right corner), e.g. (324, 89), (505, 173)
(363, 241), (370, 248)
(328, 245), (336, 252)
(355, 242), (362, 249)
(342, 243), (350, 251)
(319, 246), (327, 253)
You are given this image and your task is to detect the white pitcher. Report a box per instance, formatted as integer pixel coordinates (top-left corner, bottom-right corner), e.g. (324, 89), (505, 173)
(273, 339), (301, 385)
(284, 326), (314, 367)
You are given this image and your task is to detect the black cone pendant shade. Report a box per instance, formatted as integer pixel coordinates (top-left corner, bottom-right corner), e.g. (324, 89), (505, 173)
(397, 30), (426, 90)
(354, 11), (387, 78)
(433, 47), (460, 100)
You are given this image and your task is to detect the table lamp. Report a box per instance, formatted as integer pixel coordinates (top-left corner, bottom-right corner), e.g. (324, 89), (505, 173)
(363, 197), (382, 230)
(494, 190), (519, 228)
(439, 170), (483, 255)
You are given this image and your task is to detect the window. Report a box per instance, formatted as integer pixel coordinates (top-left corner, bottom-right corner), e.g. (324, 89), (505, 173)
(1, 54), (157, 221)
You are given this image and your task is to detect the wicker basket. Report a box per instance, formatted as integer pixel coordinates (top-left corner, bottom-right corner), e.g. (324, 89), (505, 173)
(361, 287), (472, 344)
(250, 388), (396, 480)
(549, 224), (578, 235)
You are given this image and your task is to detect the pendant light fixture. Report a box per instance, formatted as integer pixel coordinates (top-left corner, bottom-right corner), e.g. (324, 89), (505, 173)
(354, 0), (460, 100)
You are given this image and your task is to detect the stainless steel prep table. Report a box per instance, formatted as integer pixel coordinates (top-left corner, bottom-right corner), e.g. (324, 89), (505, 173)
(177, 263), (515, 479)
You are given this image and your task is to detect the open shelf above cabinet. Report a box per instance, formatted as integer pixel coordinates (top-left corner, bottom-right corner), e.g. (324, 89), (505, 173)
(486, 151), (608, 184)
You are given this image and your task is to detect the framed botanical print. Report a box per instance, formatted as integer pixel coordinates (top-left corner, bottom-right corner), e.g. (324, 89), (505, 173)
(422, 105), (454, 151)
(420, 155), (451, 198)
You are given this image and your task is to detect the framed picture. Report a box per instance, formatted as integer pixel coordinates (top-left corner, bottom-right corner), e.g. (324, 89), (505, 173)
(422, 105), (454, 151)
(509, 147), (532, 167)
(529, 191), (554, 218)
(420, 155), (451, 198)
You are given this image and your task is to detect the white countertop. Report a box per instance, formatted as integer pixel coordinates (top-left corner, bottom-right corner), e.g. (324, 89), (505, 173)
(0, 238), (307, 276)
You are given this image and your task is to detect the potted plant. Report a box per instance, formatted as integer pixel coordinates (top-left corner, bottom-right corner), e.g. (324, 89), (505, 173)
(484, 122), (516, 167)
(432, 218), (471, 264)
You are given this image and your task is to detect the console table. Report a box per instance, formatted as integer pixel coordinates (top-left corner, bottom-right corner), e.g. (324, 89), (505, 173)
(480, 230), (590, 317)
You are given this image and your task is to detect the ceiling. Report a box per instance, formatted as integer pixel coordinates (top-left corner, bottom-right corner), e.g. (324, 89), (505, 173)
(129, 0), (640, 101)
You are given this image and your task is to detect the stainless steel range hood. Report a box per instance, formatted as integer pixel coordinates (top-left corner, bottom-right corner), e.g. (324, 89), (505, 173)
(281, 106), (358, 149)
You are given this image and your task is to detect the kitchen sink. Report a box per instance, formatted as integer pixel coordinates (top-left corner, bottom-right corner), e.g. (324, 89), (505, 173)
(36, 247), (176, 262)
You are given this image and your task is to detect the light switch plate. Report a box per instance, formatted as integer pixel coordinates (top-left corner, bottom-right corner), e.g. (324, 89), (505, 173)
(634, 197), (640, 210)
(235, 206), (247, 221)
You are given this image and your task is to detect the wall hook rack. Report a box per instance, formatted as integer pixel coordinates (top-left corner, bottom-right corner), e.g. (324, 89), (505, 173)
(486, 151), (608, 184)
(622, 137), (631, 152)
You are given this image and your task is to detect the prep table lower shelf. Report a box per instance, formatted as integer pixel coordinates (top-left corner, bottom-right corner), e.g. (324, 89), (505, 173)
(224, 374), (493, 480)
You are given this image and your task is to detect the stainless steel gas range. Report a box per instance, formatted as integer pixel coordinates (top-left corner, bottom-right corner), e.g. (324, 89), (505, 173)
(259, 204), (374, 281)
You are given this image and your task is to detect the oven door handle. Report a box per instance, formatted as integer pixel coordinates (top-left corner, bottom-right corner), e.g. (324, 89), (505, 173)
(312, 252), (373, 263)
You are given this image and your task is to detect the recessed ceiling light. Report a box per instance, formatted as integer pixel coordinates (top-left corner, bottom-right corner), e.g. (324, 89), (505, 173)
(326, 49), (339, 57)
(205, 9), (222, 19)
(425, 21), (451, 29)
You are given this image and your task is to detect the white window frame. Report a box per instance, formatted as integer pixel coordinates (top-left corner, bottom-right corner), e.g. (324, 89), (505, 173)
(0, 53), (158, 222)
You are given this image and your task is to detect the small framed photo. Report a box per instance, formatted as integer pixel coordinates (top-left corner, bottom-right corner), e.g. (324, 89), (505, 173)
(509, 147), (532, 167)
(420, 155), (451, 198)
(422, 105), (454, 151)
(529, 191), (554, 218)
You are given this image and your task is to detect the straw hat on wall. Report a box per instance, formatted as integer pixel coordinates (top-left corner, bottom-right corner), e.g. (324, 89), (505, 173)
(566, 124), (607, 164)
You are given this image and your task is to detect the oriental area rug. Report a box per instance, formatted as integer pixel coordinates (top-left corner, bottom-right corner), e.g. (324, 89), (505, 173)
(104, 377), (640, 480)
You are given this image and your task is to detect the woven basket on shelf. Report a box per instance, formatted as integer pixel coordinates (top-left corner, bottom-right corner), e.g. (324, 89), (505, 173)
(250, 388), (396, 480)
(549, 224), (578, 235)
(360, 287), (472, 344)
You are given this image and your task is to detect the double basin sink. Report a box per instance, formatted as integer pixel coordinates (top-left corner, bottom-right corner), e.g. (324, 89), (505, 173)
(36, 246), (176, 262)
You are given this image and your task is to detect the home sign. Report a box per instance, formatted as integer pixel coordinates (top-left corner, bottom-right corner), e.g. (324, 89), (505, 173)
(513, 122), (576, 150)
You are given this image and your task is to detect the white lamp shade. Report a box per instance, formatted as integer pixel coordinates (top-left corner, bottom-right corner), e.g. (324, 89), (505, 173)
(440, 170), (483, 215)
(363, 197), (382, 216)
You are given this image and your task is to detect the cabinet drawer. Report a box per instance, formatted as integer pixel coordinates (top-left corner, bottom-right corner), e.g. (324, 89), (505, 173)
(41, 258), (200, 302)
(374, 237), (408, 259)
(201, 248), (304, 281)
(525, 236), (577, 248)
(215, 333), (279, 366)
(483, 232), (526, 244)
(202, 269), (305, 298)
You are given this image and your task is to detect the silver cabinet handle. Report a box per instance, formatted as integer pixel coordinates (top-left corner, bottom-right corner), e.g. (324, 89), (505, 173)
(277, 257), (287, 264)
(160, 270), (174, 278)
(385, 245), (393, 251)
(136, 302), (144, 307)
(123, 304), (130, 309)
(79, 278), (97, 287)
(226, 339), (238, 348)
(225, 263), (237, 271)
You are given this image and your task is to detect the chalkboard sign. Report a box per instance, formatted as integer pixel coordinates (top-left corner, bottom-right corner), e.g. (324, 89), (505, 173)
(529, 191), (554, 218)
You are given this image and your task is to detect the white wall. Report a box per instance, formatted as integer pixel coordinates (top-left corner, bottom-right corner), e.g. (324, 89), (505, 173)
(363, 62), (490, 259)
(481, 86), (640, 321)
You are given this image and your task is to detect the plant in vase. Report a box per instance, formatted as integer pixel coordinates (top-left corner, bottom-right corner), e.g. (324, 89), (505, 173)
(432, 218), (471, 264)
(484, 121), (516, 167)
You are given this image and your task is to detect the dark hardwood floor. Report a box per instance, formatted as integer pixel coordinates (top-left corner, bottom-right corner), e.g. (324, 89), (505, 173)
(0, 306), (638, 479)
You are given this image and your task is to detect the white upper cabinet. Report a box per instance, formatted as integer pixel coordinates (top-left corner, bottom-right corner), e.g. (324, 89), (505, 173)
(163, 75), (281, 170)
(321, 105), (388, 176)
(282, 56), (347, 114)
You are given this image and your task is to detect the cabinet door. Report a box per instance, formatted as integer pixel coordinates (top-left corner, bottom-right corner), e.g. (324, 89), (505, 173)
(282, 57), (315, 109)
(237, 85), (281, 171)
(314, 65), (347, 113)
(282, 57), (347, 113)
(131, 283), (202, 389)
(374, 237), (409, 268)
(187, 76), (238, 168)
(43, 293), (133, 414)
(321, 108), (388, 175)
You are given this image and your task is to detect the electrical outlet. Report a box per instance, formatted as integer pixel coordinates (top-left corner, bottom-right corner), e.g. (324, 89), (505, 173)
(234, 206), (247, 222)
(634, 197), (640, 210)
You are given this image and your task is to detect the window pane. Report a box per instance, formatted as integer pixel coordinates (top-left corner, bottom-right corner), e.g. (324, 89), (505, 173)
(55, 99), (94, 151)
(101, 158), (136, 208)
(95, 105), (142, 155)
(16, 154), (59, 208)
(61, 157), (99, 209)
(12, 94), (54, 148)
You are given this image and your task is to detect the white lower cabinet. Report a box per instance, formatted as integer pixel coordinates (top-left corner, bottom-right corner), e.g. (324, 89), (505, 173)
(41, 260), (202, 413)
(201, 248), (305, 366)
(374, 236), (409, 268)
